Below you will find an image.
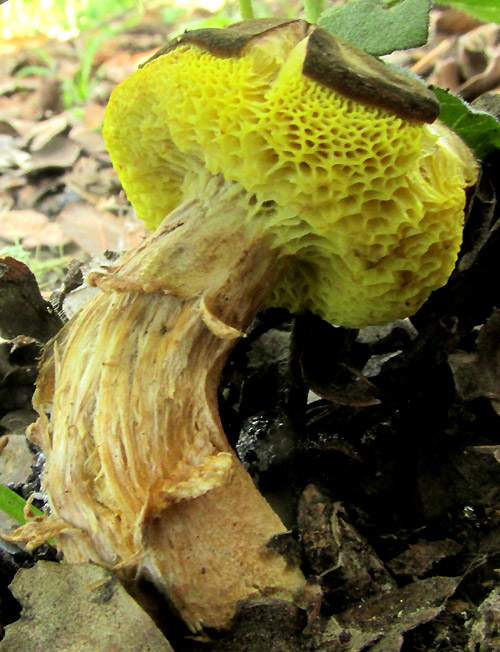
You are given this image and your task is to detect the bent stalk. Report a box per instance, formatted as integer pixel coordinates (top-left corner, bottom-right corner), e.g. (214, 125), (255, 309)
(10, 176), (305, 631)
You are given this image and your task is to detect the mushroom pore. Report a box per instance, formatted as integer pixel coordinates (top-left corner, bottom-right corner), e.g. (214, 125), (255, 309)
(9, 19), (478, 633)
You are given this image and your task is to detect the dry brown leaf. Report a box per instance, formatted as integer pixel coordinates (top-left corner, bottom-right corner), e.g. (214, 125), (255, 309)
(23, 221), (70, 247)
(0, 192), (14, 215)
(0, 174), (25, 193)
(0, 435), (35, 483)
(18, 77), (63, 120)
(457, 24), (500, 99)
(428, 57), (462, 92)
(57, 201), (147, 253)
(0, 562), (174, 651)
(16, 177), (57, 211)
(0, 76), (38, 98)
(0, 93), (29, 121)
(387, 539), (463, 579)
(448, 309), (500, 414)
(69, 123), (107, 158)
(0, 119), (19, 138)
(0, 209), (68, 247)
(0, 209), (48, 242)
(29, 114), (69, 152)
(20, 134), (80, 173)
(0, 256), (64, 341)
(298, 486), (396, 599)
(316, 577), (460, 652)
(0, 117), (38, 145)
(83, 102), (106, 129)
(63, 156), (116, 202)
(468, 587), (500, 651)
(100, 49), (157, 85)
(0, 135), (30, 168)
(458, 23), (500, 77)
(459, 52), (500, 99)
(471, 445), (500, 465)
(435, 8), (485, 35)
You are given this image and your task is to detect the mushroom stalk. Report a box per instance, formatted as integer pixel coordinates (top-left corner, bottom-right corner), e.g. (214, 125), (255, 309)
(17, 174), (304, 631)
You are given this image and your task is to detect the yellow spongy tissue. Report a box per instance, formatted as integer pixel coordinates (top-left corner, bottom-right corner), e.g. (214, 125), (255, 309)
(103, 32), (476, 328)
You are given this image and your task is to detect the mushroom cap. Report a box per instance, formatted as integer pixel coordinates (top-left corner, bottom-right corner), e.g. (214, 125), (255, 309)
(103, 20), (477, 328)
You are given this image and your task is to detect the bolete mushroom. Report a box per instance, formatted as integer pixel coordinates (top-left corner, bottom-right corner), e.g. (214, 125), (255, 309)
(9, 19), (478, 632)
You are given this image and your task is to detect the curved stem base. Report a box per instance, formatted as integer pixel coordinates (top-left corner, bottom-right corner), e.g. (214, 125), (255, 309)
(9, 177), (305, 631)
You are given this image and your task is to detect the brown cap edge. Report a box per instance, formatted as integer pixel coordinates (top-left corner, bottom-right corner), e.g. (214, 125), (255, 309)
(302, 26), (440, 123)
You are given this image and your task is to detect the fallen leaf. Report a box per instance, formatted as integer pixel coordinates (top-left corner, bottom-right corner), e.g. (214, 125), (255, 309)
(18, 77), (63, 120)
(83, 102), (106, 128)
(20, 134), (80, 173)
(0, 435), (34, 484)
(435, 7), (485, 35)
(458, 24), (499, 79)
(428, 57), (462, 91)
(0, 117), (39, 148)
(387, 538), (463, 579)
(23, 221), (69, 248)
(0, 174), (25, 193)
(69, 123), (107, 158)
(316, 577), (460, 651)
(0, 209), (68, 247)
(100, 49), (158, 84)
(0, 191), (15, 214)
(0, 119), (19, 137)
(468, 586), (500, 651)
(0, 561), (174, 651)
(16, 177), (58, 211)
(64, 157), (123, 201)
(0, 135), (30, 168)
(0, 209), (48, 242)
(459, 52), (500, 99)
(0, 256), (64, 341)
(57, 252), (120, 319)
(471, 445), (500, 466)
(0, 76), (38, 97)
(298, 487), (396, 601)
(57, 201), (148, 253)
(448, 308), (500, 411)
(28, 114), (69, 152)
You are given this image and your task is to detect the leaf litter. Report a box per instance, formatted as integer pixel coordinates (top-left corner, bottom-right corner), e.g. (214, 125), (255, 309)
(0, 4), (500, 651)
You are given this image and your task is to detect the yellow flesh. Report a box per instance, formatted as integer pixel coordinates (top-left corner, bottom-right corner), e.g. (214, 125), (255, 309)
(103, 33), (476, 328)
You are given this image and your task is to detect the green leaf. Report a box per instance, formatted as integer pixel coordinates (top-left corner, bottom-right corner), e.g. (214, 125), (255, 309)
(318, 0), (431, 57)
(432, 86), (500, 160)
(439, 0), (500, 24)
(0, 483), (44, 525)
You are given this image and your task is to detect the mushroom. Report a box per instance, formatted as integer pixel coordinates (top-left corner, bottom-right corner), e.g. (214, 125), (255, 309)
(9, 19), (478, 633)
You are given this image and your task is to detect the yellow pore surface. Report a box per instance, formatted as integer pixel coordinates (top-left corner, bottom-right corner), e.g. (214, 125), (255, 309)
(103, 35), (474, 328)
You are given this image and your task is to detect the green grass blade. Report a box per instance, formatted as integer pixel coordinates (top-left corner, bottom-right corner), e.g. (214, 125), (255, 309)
(305, 0), (326, 23)
(0, 483), (44, 525)
(239, 0), (254, 19)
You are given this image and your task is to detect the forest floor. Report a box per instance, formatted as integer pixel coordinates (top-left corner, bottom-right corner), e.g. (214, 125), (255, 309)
(0, 4), (500, 651)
